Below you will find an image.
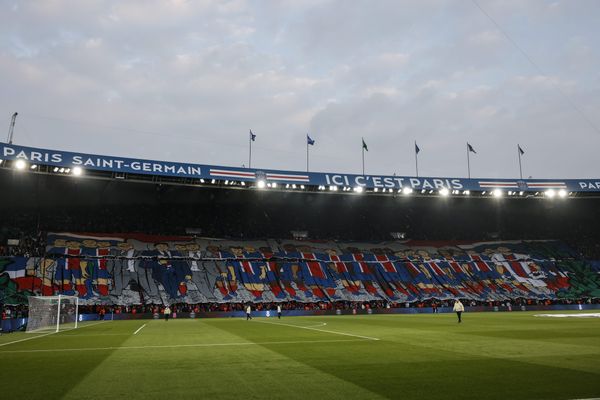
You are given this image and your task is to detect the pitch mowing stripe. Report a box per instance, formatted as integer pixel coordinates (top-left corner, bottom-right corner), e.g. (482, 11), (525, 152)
(0, 338), (366, 354)
(255, 319), (380, 341)
(0, 320), (108, 348)
(133, 323), (146, 335)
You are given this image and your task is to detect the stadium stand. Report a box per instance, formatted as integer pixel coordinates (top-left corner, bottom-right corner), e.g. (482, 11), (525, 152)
(1, 153), (600, 315)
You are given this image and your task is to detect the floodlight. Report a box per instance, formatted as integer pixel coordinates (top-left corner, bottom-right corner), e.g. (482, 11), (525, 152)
(15, 159), (26, 170)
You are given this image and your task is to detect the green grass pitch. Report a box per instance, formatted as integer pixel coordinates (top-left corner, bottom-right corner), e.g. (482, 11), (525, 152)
(1, 312), (599, 400)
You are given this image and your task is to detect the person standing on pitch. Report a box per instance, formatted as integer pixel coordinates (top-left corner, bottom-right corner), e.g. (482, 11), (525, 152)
(246, 304), (252, 320)
(164, 305), (172, 321)
(277, 304), (282, 319)
(453, 299), (464, 323)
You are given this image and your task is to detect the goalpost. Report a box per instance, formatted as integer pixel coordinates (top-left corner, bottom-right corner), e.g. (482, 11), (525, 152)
(26, 295), (79, 333)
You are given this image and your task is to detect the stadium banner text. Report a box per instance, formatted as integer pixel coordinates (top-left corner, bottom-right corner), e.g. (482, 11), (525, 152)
(2, 142), (600, 192)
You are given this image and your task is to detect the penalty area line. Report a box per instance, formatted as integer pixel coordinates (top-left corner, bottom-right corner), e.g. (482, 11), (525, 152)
(0, 338), (365, 354)
(133, 324), (147, 335)
(254, 319), (380, 341)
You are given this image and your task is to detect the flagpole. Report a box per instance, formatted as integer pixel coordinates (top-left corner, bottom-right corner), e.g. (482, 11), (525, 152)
(467, 143), (471, 179)
(518, 144), (523, 179)
(248, 131), (252, 168)
(362, 142), (365, 176)
(306, 139), (309, 172)
(414, 141), (419, 177)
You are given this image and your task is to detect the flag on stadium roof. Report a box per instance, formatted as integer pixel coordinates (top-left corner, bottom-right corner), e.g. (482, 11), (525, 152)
(250, 129), (256, 142)
(307, 135), (315, 146)
(362, 138), (368, 152)
(415, 142), (420, 154)
(518, 144), (525, 155)
(467, 143), (477, 154)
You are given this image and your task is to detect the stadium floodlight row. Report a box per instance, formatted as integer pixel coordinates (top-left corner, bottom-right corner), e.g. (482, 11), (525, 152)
(2, 141), (600, 197)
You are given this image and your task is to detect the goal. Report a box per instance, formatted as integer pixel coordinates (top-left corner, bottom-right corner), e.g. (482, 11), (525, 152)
(26, 295), (79, 333)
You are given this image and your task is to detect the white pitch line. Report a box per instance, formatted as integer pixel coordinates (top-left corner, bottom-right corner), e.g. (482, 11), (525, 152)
(0, 320), (107, 348)
(304, 322), (327, 328)
(0, 338), (365, 354)
(255, 320), (380, 341)
(568, 398), (600, 400)
(0, 331), (57, 347)
(133, 323), (147, 335)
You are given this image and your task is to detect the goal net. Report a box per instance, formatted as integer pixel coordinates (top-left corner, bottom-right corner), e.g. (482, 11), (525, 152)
(26, 295), (79, 333)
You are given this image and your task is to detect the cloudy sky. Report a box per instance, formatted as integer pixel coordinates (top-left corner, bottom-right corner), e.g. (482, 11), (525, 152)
(1, 0), (599, 179)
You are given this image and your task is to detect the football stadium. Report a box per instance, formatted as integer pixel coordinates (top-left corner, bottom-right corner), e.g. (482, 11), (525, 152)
(2, 2), (600, 400)
(1, 141), (600, 400)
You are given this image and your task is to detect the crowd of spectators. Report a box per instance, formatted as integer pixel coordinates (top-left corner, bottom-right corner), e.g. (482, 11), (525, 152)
(3, 171), (600, 242)
(3, 297), (598, 327)
(0, 229), (45, 257)
(6, 297), (588, 320)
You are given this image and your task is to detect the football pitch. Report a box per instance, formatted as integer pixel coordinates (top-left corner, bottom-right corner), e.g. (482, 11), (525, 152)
(1, 312), (599, 400)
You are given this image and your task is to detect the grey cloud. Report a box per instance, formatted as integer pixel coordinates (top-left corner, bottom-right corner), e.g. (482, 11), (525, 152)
(1, 0), (599, 179)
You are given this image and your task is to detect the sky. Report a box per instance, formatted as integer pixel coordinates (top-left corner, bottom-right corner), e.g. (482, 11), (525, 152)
(1, 0), (599, 179)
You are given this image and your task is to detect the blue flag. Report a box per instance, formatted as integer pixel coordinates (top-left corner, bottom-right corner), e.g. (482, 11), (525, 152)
(307, 135), (315, 145)
(467, 143), (477, 154)
(415, 142), (420, 154)
(250, 130), (256, 142)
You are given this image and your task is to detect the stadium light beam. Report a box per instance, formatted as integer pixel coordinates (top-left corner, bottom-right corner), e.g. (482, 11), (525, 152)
(439, 188), (450, 197)
(72, 166), (83, 176)
(493, 189), (503, 198)
(545, 189), (556, 198)
(402, 187), (413, 195)
(558, 189), (567, 198)
(257, 180), (266, 189)
(354, 186), (364, 193)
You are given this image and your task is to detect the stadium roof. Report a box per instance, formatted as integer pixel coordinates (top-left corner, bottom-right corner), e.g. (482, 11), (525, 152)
(2, 141), (600, 198)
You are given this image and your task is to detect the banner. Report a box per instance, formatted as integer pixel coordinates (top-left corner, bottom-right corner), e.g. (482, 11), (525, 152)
(2, 234), (599, 305)
(2, 142), (599, 191)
